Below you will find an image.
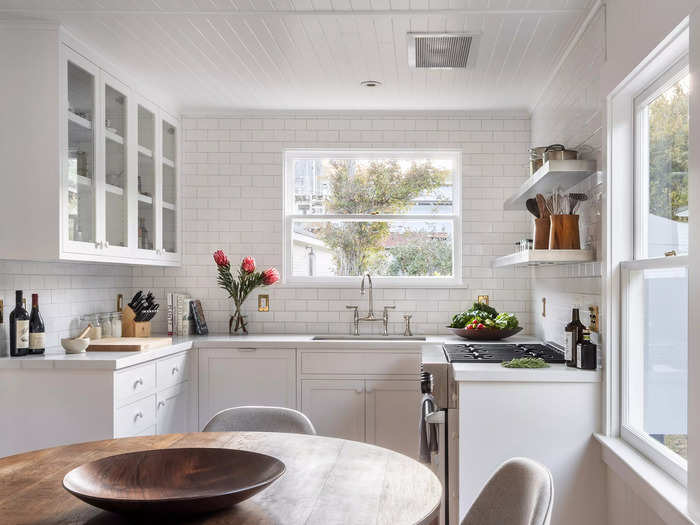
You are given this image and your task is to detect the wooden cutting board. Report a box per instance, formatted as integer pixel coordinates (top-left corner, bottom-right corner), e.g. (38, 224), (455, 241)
(86, 337), (173, 352)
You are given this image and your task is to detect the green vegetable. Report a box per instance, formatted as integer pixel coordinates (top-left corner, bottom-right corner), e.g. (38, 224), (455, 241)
(501, 357), (549, 368)
(449, 302), (519, 329)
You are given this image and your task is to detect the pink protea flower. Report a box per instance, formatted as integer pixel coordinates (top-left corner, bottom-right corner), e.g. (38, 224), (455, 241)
(213, 250), (229, 267)
(262, 267), (280, 285)
(241, 256), (256, 273)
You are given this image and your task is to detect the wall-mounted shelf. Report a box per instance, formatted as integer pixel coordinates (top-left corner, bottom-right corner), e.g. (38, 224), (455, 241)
(493, 249), (594, 268)
(503, 160), (597, 210)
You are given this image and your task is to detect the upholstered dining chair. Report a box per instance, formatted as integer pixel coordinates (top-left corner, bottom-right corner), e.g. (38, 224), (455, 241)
(203, 405), (317, 435)
(461, 457), (554, 525)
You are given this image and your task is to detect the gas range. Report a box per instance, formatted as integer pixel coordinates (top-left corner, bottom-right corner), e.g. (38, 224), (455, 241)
(442, 342), (565, 364)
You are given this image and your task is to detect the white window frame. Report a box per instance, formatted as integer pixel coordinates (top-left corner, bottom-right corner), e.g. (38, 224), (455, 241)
(282, 149), (462, 287)
(607, 18), (690, 486)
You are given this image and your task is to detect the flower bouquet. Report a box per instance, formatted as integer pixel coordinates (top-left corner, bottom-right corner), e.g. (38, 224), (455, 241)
(213, 250), (279, 335)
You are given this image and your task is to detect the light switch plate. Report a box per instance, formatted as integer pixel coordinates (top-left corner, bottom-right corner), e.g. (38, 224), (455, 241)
(258, 294), (269, 312)
(477, 295), (489, 305)
(588, 305), (599, 332)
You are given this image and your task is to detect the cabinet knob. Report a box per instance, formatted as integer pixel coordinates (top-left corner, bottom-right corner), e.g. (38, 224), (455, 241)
(133, 377), (144, 389)
(171, 366), (179, 375)
(134, 411), (143, 421)
(157, 400), (166, 409)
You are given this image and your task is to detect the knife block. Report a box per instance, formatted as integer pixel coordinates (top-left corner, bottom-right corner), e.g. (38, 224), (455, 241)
(122, 306), (151, 337)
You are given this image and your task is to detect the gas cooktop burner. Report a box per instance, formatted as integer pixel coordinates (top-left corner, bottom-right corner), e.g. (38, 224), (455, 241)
(442, 342), (564, 363)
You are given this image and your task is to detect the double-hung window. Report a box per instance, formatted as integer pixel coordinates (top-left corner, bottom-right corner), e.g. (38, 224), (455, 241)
(283, 150), (461, 285)
(620, 55), (689, 484)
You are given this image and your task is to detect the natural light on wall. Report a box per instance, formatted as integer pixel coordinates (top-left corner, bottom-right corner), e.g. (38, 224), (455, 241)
(283, 150), (461, 284)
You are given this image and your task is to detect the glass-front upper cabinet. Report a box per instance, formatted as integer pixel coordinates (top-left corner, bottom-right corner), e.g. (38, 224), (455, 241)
(65, 50), (98, 248)
(103, 75), (128, 250)
(137, 103), (156, 252)
(161, 118), (178, 255)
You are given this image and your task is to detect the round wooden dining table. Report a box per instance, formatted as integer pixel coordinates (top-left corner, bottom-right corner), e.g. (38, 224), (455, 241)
(0, 431), (442, 525)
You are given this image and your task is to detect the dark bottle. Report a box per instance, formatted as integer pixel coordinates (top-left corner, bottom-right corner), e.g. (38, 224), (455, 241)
(9, 290), (30, 357)
(564, 308), (585, 368)
(577, 330), (597, 370)
(28, 293), (45, 355)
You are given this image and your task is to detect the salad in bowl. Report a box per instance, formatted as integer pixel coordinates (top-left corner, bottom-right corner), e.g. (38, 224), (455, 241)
(448, 302), (522, 340)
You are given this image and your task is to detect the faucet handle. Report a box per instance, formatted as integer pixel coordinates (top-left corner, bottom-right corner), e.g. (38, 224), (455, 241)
(383, 305), (396, 311)
(346, 305), (359, 310)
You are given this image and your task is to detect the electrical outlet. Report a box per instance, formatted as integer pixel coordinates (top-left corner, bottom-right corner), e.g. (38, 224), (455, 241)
(258, 294), (270, 312)
(477, 295), (489, 305)
(588, 305), (599, 332)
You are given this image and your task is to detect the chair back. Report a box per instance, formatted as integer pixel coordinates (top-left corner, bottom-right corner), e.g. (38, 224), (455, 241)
(203, 405), (317, 435)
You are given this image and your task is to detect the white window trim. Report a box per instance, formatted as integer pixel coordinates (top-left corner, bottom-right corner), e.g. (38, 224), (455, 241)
(606, 17), (690, 486)
(282, 149), (463, 287)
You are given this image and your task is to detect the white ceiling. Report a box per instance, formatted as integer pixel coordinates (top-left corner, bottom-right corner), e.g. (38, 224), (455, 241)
(0, 0), (595, 113)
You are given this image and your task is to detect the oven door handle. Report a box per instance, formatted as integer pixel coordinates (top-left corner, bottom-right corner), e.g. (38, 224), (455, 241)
(425, 410), (445, 424)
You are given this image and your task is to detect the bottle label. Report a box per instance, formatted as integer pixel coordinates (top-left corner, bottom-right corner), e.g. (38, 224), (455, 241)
(16, 320), (29, 348)
(576, 344), (582, 368)
(29, 332), (45, 350)
(565, 332), (573, 360)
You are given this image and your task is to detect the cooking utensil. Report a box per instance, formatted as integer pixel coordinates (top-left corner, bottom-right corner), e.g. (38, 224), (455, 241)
(61, 337), (90, 354)
(526, 198), (540, 218)
(549, 214), (581, 249)
(568, 192), (588, 214)
(534, 217), (550, 249)
(544, 144), (578, 162)
(536, 194), (549, 218)
(63, 448), (286, 515)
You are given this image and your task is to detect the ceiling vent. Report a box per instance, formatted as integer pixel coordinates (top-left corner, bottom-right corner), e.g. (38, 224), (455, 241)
(407, 32), (479, 69)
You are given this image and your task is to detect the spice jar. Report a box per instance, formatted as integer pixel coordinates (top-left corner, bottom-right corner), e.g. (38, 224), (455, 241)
(100, 313), (113, 337)
(80, 314), (102, 340)
(111, 312), (122, 338)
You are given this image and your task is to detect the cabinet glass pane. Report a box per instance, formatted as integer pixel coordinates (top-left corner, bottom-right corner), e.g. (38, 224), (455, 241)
(105, 84), (127, 247)
(66, 61), (95, 243)
(138, 105), (155, 250)
(162, 120), (177, 253)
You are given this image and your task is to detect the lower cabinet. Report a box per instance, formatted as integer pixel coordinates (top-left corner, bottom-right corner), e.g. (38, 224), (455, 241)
(301, 379), (366, 442)
(156, 382), (190, 435)
(198, 347), (296, 429)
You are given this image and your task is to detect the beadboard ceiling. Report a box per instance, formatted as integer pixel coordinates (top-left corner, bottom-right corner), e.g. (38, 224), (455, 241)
(0, 0), (595, 113)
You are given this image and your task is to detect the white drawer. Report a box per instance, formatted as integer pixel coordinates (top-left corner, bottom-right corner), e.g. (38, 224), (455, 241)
(115, 362), (156, 406)
(157, 351), (190, 390)
(301, 351), (420, 376)
(116, 395), (156, 437)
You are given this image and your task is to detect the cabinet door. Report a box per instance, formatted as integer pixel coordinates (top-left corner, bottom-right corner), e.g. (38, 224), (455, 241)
(198, 348), (296, 430)
(135, 98), (157, 255)
(301, 379), (365, 442)
(159, 115), (179, 262)
(62, 47), (100, 255)
(156, 382), (190, 435)
(365, 380), (420, 459)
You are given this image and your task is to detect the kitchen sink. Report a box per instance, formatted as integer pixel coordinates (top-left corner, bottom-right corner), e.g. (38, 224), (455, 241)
(311, 335), (426, 341)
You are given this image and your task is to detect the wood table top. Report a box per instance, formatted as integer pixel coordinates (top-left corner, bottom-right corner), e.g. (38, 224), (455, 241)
(0, 431), (442, 525)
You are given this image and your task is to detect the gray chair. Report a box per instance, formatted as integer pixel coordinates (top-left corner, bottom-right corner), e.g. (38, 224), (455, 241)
(461, 457), (554, 525)
(203, 405), (317, 435)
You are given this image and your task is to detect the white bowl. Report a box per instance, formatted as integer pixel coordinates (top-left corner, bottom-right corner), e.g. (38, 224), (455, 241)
(61, 337), (90, 354)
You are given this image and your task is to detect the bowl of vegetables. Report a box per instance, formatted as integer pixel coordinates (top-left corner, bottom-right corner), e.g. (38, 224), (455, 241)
(448, 302), (522, 341)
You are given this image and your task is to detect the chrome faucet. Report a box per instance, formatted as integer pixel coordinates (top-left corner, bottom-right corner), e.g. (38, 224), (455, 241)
(347, 274), (395, 336)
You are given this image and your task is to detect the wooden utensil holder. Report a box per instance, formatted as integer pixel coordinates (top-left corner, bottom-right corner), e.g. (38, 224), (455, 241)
(122, 306), (151, 337)
(549, 214), (581, 249)
(533, 217), (550, 249)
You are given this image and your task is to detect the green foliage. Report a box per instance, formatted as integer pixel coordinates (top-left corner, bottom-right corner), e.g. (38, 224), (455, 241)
(387, 237), (452, 276)
(501, 358), (549, 369)
(449, 303), (519, 329)
(216, 264), (264, 309)
(648, 82), (688, 222)
(318, 160), (448, 276)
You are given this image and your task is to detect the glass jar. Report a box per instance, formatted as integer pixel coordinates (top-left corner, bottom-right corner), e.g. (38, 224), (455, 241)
(111, 312), (122, 338)
(100, 313), (113, 337)
(80, 314), (101, 340)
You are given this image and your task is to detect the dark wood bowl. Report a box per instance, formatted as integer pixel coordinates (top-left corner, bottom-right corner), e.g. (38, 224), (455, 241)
(447, 326), (523, 341)
(63, 448), (285, 515)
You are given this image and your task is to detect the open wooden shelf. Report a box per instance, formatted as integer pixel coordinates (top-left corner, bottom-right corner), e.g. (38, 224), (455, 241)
(493, 249), (595, 268)
(503, 160), (597, 211)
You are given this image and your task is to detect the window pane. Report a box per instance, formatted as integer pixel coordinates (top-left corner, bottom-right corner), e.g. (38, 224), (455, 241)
(646, 74), (689, 256)
(292, 157), (454, 215)
(626, 266), (687, 459)
(291, 220), (453, 277)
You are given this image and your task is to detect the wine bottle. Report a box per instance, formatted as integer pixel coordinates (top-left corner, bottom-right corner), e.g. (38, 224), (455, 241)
(564, 308), (585, 368)
(577, 330), (597, 370)
(28, 293), (45, 355)
(9, 290), (29, 357)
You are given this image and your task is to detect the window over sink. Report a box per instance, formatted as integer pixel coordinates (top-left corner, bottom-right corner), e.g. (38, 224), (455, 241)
(283, 150), (462, 285)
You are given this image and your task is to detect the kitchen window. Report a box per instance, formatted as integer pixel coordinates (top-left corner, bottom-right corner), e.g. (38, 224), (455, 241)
(619, 55), (689, 484)
(283, 150), (461, 285)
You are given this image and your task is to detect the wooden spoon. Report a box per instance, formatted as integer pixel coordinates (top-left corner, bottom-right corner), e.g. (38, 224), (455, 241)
(526, 198), (540, 218)
(536, 194), (549, 218)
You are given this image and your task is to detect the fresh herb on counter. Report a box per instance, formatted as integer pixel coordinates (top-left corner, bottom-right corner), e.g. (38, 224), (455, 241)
(501, 357), (549, 368)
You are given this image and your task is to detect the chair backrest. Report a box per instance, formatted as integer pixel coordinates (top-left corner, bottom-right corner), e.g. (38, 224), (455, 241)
(461, 457), (554, 525)
(203, 406), (317, 435)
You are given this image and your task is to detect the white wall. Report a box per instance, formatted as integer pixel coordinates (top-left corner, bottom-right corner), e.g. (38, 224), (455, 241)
(133, 111), (533, 336)
(0, 260), (133, 355)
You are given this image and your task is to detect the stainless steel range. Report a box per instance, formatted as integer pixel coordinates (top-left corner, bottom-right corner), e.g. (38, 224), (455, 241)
(442, 342), (565, 363)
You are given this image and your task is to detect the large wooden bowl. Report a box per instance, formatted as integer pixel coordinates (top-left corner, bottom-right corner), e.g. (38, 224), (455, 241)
(447, 326), (523, 341)
(63, 448), (285, 515)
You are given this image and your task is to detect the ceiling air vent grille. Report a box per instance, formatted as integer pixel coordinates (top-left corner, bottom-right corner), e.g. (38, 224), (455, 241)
(408, 32), (479, 69)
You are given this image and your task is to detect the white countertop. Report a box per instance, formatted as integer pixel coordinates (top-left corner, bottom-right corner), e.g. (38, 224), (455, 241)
(0, 333), (602, 381)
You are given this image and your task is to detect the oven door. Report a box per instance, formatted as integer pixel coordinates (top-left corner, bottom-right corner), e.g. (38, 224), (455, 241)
(425, 408), (448, 525)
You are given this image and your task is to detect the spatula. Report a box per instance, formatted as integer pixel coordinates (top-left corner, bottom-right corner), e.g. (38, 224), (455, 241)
(526, 198), (540, 218)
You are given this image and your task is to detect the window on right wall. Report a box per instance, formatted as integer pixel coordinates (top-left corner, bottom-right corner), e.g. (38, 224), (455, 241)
(620, 55), (689, 484)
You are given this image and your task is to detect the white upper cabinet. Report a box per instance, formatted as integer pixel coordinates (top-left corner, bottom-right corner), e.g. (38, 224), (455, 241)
(0, 24), (180, 266)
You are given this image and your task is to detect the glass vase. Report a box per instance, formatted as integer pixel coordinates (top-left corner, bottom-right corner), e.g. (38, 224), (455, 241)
(229, 305), (248, 335)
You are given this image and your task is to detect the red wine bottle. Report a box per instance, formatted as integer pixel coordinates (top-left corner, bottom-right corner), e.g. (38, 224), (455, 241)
(28, 293), (45, 355)
(564, 308), (585, 368)
(10, 290), (29, 357)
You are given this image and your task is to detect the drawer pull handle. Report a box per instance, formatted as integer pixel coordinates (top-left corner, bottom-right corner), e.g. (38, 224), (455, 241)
(157, 400), (166, 409)
(171, 366), (179, 375)
(133, 377), (144, 389)
(134, 411), (143, 421)
(238, 348), (257, 352)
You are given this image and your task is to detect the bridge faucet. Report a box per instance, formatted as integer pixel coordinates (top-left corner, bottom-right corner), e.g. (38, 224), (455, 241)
(360, 273), (375, 319)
